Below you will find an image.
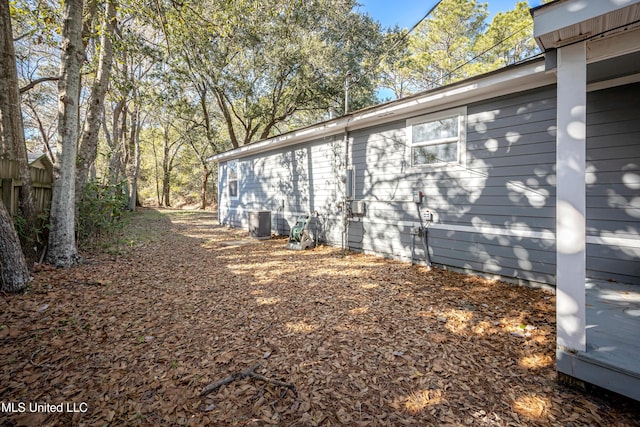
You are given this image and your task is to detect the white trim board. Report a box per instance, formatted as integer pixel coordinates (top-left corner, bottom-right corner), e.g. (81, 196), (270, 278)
(223, 207), (638, 249)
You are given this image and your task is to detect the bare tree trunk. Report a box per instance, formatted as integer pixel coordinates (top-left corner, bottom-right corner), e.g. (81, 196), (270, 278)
(162, 171), (170, 207)
(193, 83), (216, 211)
(47, 0), (84, 268)
(0, 200), (30, 292)
(24, 102), (56, 162)
(107, 99), (124, 185)
(201, 166), (211, 210)
(119, 102), (129, 180)
(76, 0), (117, 204)
(0, 0), (15, 160)
(0, 0), (37, 268)
(127, 107), (140, 211)
(161, 126), (171, 207)
(214, 87), (239, 149)
(151, 135), (161, 206)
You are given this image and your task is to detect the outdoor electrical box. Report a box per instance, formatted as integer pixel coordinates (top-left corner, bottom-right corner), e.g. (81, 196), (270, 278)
(413, 190), (423, 204)
(422, 208), (433, 222)
(351, 200), (366, 216)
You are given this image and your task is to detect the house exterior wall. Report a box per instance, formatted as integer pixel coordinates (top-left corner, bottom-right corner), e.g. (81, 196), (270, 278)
(585, 82), (640, 285)
(216, 82), (639, 287)
(218, 135), (347, 245)
(349, 86), (558, 285)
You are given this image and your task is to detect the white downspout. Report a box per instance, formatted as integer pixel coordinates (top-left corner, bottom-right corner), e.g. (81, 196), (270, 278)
(342, 117), (352, 251)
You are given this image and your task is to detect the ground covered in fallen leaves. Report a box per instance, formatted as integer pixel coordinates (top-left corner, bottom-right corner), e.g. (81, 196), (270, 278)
(1, 208), (639, 426)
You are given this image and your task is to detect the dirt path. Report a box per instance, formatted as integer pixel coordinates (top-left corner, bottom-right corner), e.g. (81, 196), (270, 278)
(1, 208), (638, 426)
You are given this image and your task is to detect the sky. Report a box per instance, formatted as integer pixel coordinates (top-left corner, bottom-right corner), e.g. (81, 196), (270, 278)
(357, 0), (546, 29)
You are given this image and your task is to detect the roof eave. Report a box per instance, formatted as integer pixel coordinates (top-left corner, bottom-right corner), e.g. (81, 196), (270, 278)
(210, 58), (552, 163)
(532, 0), (640, 51)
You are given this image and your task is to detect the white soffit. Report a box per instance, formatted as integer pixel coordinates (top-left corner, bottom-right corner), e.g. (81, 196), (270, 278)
(532, 0), (640, 50)
(587, 25), (640, 62)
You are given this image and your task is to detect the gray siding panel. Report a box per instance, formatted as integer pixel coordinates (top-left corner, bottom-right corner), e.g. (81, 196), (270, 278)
(217, 135), (347, 240)
(349, 85), (558, 284)
(469, 140), (556, 158)
(586, 249), (640, 285)
(585, 82), (640, 285)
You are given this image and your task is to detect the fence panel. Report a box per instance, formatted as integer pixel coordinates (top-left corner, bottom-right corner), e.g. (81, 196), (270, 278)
(0, 158), (53, 217)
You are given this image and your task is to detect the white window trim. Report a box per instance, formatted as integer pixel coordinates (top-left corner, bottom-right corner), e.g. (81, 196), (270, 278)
(406, 106), (467, 168)
(228, 160), (239, 200)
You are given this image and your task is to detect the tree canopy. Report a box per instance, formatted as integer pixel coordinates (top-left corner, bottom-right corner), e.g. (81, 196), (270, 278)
(378, 0), (539, 93)
(157, 0), (384, 148)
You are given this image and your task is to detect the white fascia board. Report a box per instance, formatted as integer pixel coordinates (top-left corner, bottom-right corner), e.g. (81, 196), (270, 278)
(210, 59), (552, 163)
(349, 61), (552, 127)
(533, 0), (640, 39)
(208, 118), (349, 162)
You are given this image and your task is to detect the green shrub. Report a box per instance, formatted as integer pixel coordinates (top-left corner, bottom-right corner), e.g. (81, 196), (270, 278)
(13, 207), (50, 264)
(77, 180), (129, 245)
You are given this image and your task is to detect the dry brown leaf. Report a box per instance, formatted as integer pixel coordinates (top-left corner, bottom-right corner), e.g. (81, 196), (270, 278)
(0, 209), (637, 427)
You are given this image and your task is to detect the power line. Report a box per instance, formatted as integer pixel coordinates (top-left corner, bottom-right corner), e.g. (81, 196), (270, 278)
(403, 1), (444, 43)
(434, 21), (536, 87)
(382, 0), (444, 61)
(346, 0), (443, 108)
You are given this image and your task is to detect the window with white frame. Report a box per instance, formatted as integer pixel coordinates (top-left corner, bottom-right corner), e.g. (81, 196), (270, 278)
(228, 160), (238, 199)
(407, 107), (466, 166)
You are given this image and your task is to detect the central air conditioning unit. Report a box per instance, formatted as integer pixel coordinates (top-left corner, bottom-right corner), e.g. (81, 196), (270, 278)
(248, 210), (271, 239)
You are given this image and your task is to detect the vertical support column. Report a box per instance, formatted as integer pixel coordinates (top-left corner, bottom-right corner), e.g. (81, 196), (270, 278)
(556, 42), (587, 353)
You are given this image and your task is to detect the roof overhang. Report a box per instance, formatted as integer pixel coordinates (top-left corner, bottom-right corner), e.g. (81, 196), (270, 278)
(210, 58), (553, 163)
(531, 0), (640, 51)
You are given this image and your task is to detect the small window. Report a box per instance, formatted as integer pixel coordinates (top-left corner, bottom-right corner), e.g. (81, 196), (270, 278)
(228, 160), (238, 199)
(407, 107), (466, 167)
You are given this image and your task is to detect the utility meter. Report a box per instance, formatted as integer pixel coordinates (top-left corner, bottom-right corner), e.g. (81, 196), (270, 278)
(412, 191), (423, 204)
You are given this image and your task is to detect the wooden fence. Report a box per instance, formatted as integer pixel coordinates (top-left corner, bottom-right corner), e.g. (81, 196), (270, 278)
(0, 157), (53, 217)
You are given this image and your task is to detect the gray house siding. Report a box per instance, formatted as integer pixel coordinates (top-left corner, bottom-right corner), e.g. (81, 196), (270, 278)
(585, 82), (640, 285)
(216, 82), (639, 287)
(218, 136), (347, 245)
(349, 85), (558, 285)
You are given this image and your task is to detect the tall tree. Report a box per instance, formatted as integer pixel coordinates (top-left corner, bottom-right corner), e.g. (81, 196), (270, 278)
(409, 0), (488, 89)
(473, 1), (539, 70)
(193, 83), (219, 209)
(378, 27), (419, 99)
(158, 115), (186, 207)
(0, 0), (30, 291)
(0, 200), (30, 292)
(76, 0), (118, 204)
(178, 82), (220, 209)
(125, 98), (142, 210)
(162, 0), (383, 148)
(47, 0), (85, 267)
(0, 0), (19, 152)
(106, 11), (161, 208)
(0, 0), (38, 268)
(12, 0), (62, 156)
